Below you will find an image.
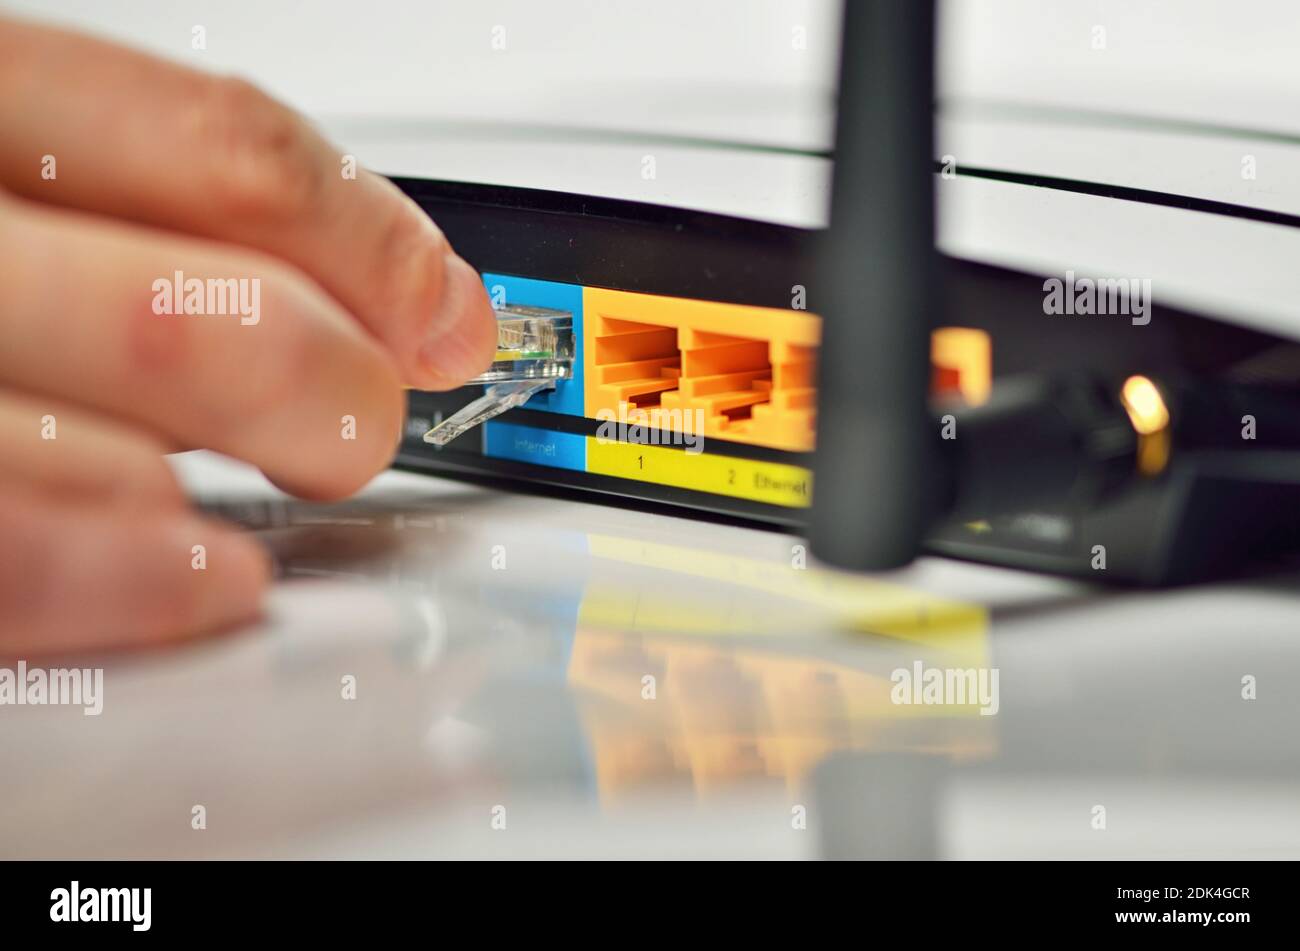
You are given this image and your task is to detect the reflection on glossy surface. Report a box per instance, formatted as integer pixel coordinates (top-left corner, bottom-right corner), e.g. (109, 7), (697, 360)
(568, 537), (994, 801)
(3, 453), (1299, 859)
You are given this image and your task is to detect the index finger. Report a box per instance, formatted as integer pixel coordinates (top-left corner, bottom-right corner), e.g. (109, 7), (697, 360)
(0, 193), (405, 502)
(0, 15), (497, 390)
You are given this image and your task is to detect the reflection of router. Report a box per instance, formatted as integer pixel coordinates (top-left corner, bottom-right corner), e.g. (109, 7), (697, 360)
(395, 1), (1300, 584)
(567, 536), (994, 800)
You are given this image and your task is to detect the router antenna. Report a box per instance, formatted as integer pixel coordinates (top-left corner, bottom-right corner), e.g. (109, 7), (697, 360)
(811, 0), (939, 569)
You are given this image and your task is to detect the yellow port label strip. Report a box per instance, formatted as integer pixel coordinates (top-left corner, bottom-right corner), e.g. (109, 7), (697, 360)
(585, 438), (812, 508)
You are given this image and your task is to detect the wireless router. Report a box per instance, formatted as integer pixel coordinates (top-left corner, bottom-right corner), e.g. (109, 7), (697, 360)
(391, 0), (1300, 584)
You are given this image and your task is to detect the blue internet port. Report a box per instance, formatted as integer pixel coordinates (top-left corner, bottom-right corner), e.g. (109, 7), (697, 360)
(480, 273), (584, 417)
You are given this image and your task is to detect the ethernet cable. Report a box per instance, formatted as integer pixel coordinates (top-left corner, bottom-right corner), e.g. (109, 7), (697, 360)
(423, 303), (574, 447)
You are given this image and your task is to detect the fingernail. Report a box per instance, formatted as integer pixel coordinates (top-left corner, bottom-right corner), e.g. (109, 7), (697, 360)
(417, 255), (497, 388)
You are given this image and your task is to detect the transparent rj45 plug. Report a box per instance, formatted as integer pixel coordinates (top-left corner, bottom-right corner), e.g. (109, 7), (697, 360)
(423, 303), (574, 447)
(467, 304), (574, 384)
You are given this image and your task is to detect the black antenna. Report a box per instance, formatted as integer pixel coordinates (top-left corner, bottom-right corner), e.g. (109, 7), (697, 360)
(810, 1), (1154, 572)
(811, 0), (939, 570)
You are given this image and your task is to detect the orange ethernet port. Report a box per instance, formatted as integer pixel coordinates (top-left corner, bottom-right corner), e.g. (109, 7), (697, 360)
(583, 287), (821, 453)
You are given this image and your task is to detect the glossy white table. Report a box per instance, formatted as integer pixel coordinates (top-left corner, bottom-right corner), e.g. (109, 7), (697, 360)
(4, 451), (1296, 859)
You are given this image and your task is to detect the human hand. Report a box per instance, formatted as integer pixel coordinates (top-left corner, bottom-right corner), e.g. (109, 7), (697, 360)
(0, 16), (497, 653)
